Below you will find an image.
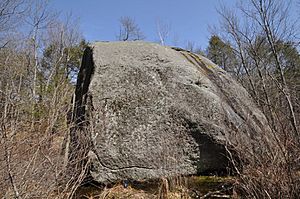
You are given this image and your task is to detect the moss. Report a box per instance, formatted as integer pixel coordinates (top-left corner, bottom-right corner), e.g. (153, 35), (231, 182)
(179, 51), (216, 77)
(188, 176), (233, 194)
(191, 175), (231, 184)
(207, 64), (216, 69)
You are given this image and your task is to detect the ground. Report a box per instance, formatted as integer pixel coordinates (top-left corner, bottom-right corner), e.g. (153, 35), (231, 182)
(73, 175), (234, 199)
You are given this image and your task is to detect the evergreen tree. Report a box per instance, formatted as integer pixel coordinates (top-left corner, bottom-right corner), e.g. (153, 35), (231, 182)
(206, 35), (237, 73)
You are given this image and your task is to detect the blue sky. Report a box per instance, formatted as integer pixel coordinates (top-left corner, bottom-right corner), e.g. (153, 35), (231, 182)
(49, 0), (235, 49)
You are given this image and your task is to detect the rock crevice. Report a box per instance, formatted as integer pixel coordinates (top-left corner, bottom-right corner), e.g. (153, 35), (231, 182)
(72, 46), (95, 127)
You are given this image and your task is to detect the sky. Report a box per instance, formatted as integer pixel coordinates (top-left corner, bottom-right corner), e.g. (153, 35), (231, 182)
(49, 0), (236, 49)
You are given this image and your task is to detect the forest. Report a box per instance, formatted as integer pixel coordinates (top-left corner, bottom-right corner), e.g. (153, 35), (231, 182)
(0, 0), (299, 198)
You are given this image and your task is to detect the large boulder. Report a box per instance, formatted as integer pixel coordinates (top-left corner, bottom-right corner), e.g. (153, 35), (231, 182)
(70, 41), (272, 184)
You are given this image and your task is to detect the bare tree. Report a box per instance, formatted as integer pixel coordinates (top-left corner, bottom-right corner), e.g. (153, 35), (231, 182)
(215, 0), (300, 197)
(184, 40), (203, 53)
(239, 0), (299, 137)
(117, 16), (145, 41)
(216, 5), (261, 107)
(156, 18), (171, 45)
(24, 0), (57, 104)
(0, 0), (88, 198)
(0, 0), (28, 48)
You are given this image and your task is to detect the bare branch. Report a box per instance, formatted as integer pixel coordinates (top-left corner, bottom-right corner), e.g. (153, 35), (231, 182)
(156, 18), (171, 46)
(117, 16), (145, 41)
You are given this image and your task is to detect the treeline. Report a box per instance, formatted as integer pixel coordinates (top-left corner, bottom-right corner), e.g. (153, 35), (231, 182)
(0, 0), (299, 198)
(0, 0), (87, 198)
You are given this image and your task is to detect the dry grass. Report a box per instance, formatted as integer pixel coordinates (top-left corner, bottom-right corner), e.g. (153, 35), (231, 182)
(72, 176), (233, 199)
